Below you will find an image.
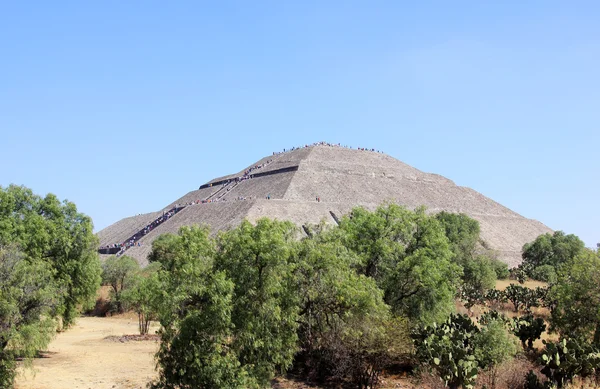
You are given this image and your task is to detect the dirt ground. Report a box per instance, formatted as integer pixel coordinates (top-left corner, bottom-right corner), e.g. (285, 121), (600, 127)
(15, 315), (159, 389)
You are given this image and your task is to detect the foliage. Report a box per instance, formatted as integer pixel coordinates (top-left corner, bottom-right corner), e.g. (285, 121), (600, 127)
(484, 289), (508, 310)
(413, 314), (481, 389)
(540, 338), (600, 388)
(435, 211), (480, 266)
(511, 265), (529, 284)
(473, 319), (521, 389)
(0, 184), (102, 326)
(149, 226), (257, 389)
(101, 255), (140, 313)
(339, 204), (461, 324)
(490, 258), (510, 280)
(435, 212), (503, 310)
(327, 316), (410, 389)
(524, 370), (546, 389)
(512, 314), (547, 350)
(549, 249), (600, 343)
(147, 233), (180, 265)
(522, 231), (585, 270)
(474, 319), (521, 368)
(478, 310), (510, 327)
(215, 219), (300, 386)
(291, 236), (410, 387)
(530, 264), (557, 284)
(121, 267), (162, 335)
(0, 246), (60, 387)
(460, 255), (497, 309)
(504, 284), (540, 313)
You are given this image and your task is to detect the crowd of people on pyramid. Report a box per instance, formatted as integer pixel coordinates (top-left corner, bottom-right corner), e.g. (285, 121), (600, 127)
(99, 208), (180, 254)
(273, 141), (383, 154)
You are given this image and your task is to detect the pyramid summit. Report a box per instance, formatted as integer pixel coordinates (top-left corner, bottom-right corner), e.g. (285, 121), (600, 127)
(97, 143), (551, 266)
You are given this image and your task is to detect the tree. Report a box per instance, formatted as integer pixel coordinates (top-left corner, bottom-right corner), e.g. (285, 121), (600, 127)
(0, 246), (60, 387)
(149, 226), (257, 389)
(215, 219), (299, 386)
(339, 204), (461, 324)
(101, 255), (140, 313)
(460, 255), (497, 309)
(529, 264), (557, 284)
(548, 249), (600, 343)
(435, 211), (481, 266)
(0, 185), (102, 326)
(490, 258), (509, 280)
(435, 212), (502, 307)
(121, 268), (162, 335)
(522, 231), (585, 280)
(291, 236), (409, 387)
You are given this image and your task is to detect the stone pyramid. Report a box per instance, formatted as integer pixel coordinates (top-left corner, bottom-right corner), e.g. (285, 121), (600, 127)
(97, 144), (551, 266)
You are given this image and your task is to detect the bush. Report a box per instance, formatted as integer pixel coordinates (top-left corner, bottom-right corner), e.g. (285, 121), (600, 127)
(413, 314), (481, 389)
(512, 314), (546, 350)
(540, 338), (600, 388)
(530, 265), (557, 283)
(504, 284), (539, 313)
(491, 258), (510, 279)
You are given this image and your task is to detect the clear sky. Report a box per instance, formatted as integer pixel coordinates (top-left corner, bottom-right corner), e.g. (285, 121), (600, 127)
(1, 1), (598, 247)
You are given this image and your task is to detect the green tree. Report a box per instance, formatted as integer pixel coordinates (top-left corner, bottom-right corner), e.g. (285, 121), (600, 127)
(435, 212), (502, 306)
(529, 264), (557, 284)
(0, 185), (102, 326)
(435, 211), (481, 265)
(339, 204), (461, 324)
(291, 236), (409, 387)
(490, 258), (509, 280)
(0, 246), (60, 387)
(147, 233), (180, 265)
(460, 256), (497, 309)
(121, 268), (162, 335)
(149, 226), (257, 389)
(101, 255), (140, 313)
(215, 219), (299, 386)
(522, 231), (585, 280)
(549, 249), (600, 343)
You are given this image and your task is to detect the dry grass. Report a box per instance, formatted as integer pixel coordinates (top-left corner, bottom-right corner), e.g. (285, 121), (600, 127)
(495, 279), (548, 291)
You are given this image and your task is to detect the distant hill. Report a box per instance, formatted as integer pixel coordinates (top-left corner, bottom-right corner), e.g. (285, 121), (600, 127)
(97, 144), (551, 266)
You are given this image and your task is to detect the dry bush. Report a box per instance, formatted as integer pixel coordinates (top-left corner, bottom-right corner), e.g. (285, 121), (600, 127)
(474, 356), (538, 389)
(86, 286), (112, 316)
(564, 376), (600, 389)
(413, 372), (449, 389)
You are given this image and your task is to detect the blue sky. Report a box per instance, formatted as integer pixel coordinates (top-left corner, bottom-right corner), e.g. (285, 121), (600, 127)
(0, 1), (598, 247)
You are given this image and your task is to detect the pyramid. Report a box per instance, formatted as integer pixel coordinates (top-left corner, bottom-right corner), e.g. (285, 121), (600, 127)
(97, 144), (552, 267)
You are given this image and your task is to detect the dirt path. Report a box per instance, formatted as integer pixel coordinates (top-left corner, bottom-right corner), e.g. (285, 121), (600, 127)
(15, 316), (159, 389)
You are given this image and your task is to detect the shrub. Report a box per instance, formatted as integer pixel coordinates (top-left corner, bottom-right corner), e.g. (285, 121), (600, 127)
(491, 258), (510, 280)
(530, 264), (557, 284)
(413, 314), (481, 389)
(512, 314), (547, 350)
(540, 338), (600, 388)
